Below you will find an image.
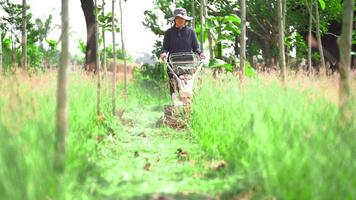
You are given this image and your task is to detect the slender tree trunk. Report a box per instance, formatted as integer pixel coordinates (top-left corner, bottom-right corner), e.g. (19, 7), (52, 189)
(239, 0), (246, 82)
(282, 0), (286, 30)
(306, 0), (313, 73)
(95, 0), (102, 115)
(191, 0), (195, 29)
(314, 0), (326, 75)
(282, 0), (287, 70)
(263, 39), (272, 69)
(80, 0), (97, 72)
(202, 0), (214, 61)
(102, 0), (107, 76)
(112, 0), (117, 115)
(10, 31), (15, 67)
(119, 0), (127, 96)
(339, 0), (354, 123)
(0, 29), (3, 73)
(234, 36), (239, 57)
(278, 0), (286, 82)
(55, 0), (69, 173)
(263, 40), (270, 68)
(217, 29), (222, 60)
(199, 0), (204, 52)
(22, 0), (27, 71)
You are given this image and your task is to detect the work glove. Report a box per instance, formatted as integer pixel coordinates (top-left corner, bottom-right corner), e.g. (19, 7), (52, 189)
(160, 52), (168, 61)
(199, 53), (206, 60)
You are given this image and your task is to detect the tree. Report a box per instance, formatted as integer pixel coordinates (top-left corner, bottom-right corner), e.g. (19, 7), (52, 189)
(80, 0), (97, 72)
(1, 1), (57, 70)
(119, 0), (127, 96)
(21, 0), (27, 70)
(95, 0), (102, 115)
(244, 0), (279, 68)
(314, 0), (326, 75)
(144, 0), (342, 69)
(101, 0), (107, 74)
(55, 0), (69, 172)
(239, 0), (246, 82)
(191, 0), (195, 29)
(198, 0), (213, 60)
(199, 0), (204, 52)
(202, 0), (214, 61)
(305, 0), (313, 73)
(278, 0), (286, 81)
(112, 0), (117, 115)
(0, 28), (2, 72)
(339, 0), (353, 122)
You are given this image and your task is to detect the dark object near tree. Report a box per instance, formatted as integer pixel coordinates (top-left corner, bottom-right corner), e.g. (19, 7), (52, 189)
(301, 21), (356, 73)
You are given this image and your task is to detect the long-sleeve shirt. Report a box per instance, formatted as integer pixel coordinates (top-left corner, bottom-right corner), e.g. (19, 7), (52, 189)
(162, 26), (202, 55)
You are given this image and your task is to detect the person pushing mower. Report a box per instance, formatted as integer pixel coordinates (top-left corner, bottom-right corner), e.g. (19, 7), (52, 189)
(160, 7), (205, 96)
(160, 8), (205, 127)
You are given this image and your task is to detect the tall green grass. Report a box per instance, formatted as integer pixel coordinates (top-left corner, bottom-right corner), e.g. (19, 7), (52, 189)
(1, 72), (355, 199)
(190, 75), (356, 199)
(0, 74), (117, 199)
(0, 73), (169, 200)
(0, 75), (58, 199)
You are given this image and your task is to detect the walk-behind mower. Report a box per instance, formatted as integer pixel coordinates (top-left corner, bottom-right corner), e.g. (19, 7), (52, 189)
(163, 52), (203, 129)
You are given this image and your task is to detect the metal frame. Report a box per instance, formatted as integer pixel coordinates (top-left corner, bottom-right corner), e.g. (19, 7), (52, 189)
(164, 52), (203, 91)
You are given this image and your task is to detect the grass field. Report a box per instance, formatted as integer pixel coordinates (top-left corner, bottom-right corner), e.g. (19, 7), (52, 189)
(0, 71), (355, 199)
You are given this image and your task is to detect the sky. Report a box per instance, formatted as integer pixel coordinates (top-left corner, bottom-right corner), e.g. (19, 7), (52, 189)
(4, 0), (159, 63)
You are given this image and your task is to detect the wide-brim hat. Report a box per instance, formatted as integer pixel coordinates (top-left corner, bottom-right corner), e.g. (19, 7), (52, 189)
(169, 8), (193, 21)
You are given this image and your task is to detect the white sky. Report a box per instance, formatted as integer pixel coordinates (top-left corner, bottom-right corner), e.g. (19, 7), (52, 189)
(4, 0), (158, 62)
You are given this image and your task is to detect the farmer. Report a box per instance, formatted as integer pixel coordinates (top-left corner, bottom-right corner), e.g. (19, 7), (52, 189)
(160, 7), (205, 95)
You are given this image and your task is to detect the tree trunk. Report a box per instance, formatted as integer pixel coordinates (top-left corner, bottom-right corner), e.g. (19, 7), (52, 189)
(199, 0), (204, 52)
(81, 0), (97, 72)
(306, 0), (313, 73)
(234, 36), (239, 57)
(239, 0), (246, 82)
(314, 0), (326, 75)
(102, 0), (107, 76)
(112, 0), (117, 116)
(191, 0), (195, 29)
(339, 0), (353, 123)
(119, 0), (127, 96)
(0, 28), (3, 73)
(202, 0), (214, 61)
(262, 39), (272, 68)
(10, 32), (15, 67)
(217, 41), (222, 59)
(95, 0), (102, 115)
(55, 0), (69, 173)
(282, 0), (288, 70)
(22, 0), (27, 71)
(278, 0), (286, 81)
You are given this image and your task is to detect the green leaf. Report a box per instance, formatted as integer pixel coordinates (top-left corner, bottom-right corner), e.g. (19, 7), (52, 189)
(209, 59), (226, 68)
(318, 0), (326, 10)
(223, 63), (234, 72)
(224, 23), (240, 34)
(223, 14), (241, 25)
(46, 39), (58, 49)
(244, 64), (257, 78)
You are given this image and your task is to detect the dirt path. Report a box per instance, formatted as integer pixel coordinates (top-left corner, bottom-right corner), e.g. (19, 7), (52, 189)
(94, 105), (236, 199)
